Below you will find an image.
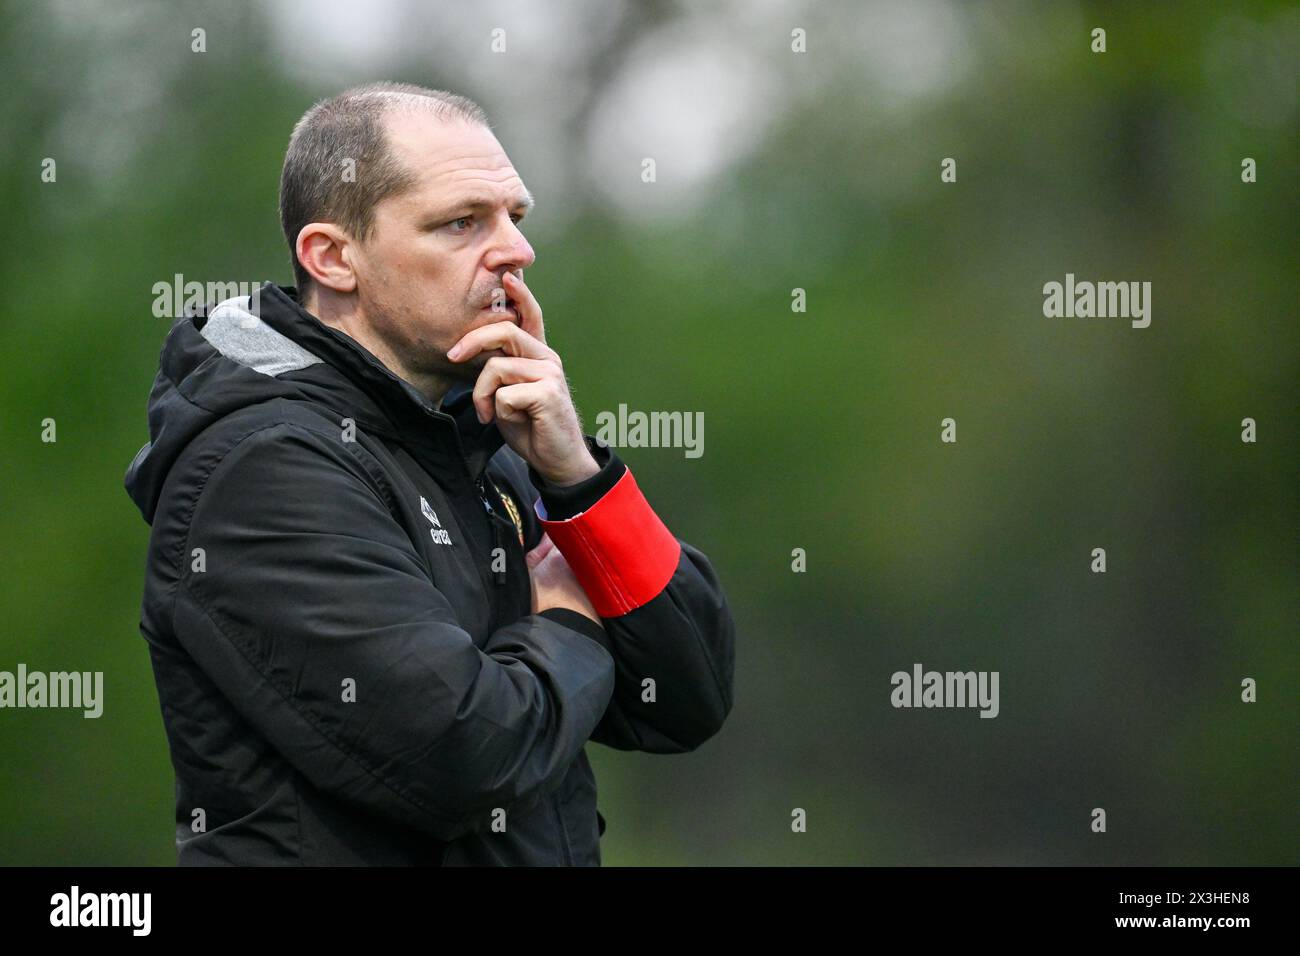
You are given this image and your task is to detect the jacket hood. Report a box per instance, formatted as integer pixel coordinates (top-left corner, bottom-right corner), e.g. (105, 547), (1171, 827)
(124, 282), (503, 524)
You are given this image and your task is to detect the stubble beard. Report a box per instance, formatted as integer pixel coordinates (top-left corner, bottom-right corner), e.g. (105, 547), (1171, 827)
(369, 293), (479, 384)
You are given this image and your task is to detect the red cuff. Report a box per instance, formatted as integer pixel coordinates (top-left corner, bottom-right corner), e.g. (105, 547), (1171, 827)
(535, 467), (681, 617)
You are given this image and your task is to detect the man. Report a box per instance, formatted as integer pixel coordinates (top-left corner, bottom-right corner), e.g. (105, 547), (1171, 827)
(123, 82), (736, 865)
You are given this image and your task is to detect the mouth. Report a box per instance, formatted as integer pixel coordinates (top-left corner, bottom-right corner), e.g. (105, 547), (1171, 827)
(481, 299), (519, 323)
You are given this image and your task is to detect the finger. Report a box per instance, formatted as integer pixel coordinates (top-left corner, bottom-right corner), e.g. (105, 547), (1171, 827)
(503, 271), (545, 344)
(472, 356), (561, 424)
(492, 381), (552, 426)
(448, 319), (557, 364)
(525, 533), (555, 569)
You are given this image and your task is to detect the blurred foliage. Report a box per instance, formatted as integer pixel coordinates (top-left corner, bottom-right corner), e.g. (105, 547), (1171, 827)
(1, 0), (1295, 865)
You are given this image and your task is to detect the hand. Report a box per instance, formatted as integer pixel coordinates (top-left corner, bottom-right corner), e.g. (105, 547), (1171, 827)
(526, 533), (603, 626)
(446, 271), (599, 487)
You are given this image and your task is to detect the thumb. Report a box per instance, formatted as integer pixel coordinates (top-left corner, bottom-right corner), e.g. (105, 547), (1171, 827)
(525, 532), (555, 570)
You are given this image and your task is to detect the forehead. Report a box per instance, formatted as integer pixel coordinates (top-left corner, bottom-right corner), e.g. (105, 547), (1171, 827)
(382, 110), (526, 205)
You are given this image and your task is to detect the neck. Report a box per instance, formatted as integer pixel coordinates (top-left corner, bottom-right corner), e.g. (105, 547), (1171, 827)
(303, 288), (454, 407)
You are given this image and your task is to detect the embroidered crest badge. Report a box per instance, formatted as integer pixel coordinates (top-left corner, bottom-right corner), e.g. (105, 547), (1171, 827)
(490, 480), (526, 548)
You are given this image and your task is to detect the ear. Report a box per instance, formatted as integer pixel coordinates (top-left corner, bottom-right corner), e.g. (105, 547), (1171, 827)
(296, 222), (357, 294)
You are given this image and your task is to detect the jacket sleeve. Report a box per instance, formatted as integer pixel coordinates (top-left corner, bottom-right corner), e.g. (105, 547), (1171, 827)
(170, 422), (616, 844)
(524, 437), (736, 754)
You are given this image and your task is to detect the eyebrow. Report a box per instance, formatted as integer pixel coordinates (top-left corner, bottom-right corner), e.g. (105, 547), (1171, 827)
(430, 190), (535, 221)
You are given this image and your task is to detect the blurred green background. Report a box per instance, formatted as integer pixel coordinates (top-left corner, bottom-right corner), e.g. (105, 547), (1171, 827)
(2, 0), (1296, 865)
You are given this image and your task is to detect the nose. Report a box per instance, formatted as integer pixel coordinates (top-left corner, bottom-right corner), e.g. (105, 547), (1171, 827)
(485, 211), (535, 275)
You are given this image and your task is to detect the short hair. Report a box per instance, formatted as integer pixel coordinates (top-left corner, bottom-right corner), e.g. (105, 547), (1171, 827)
(279, 82), (490, 297)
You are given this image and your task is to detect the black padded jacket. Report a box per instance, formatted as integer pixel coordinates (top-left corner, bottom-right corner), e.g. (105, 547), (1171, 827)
(123, 282), (736, 865)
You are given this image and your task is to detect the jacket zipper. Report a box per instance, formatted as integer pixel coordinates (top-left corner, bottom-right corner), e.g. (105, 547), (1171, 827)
(475, 475), (508, 587)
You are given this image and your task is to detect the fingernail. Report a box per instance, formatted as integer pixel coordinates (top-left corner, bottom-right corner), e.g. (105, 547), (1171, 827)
(447, 344), (462, 359)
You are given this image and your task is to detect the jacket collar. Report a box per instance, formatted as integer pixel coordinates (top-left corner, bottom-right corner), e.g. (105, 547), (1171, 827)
(256, 282), (504, 488)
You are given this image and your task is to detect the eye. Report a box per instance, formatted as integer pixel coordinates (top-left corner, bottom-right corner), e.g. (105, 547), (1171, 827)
(448, 216), (472, 232)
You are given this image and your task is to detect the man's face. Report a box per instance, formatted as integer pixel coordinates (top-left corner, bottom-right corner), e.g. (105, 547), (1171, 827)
(350, 111), (536, 383)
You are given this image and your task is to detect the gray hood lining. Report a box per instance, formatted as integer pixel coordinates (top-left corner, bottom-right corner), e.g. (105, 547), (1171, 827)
(199, 295), (323, 378)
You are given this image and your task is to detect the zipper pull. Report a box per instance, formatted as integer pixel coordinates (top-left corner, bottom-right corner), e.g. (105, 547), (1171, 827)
(474, 476), (494, 514)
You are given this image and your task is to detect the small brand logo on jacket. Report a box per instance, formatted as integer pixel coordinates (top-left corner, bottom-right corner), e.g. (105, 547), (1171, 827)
(420, 497), (453, 546)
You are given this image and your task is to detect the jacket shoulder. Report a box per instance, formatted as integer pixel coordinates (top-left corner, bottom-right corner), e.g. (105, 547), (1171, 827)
(154, 402), (399, 558)
(191, 397), (349, 452)
(170, 399), (377, 486)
